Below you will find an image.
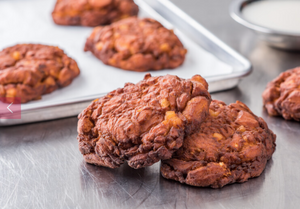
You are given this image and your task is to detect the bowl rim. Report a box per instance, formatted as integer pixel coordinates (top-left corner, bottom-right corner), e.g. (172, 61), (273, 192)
(229, 0), (300, 37)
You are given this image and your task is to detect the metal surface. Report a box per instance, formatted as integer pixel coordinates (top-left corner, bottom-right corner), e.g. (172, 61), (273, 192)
(0, 101), (92, 126)
(1, 0), (300, 208)
(0, 93), (107, 126)
(230, 0), (300, 50)
(0, 0), (251, 126)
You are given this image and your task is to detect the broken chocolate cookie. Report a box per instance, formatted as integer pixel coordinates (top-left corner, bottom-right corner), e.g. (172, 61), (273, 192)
(161, 100), (276, 188)
(77, 74), (211, 169)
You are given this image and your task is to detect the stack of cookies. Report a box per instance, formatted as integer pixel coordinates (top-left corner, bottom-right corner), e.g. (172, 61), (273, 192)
(77, 74), (277, 188)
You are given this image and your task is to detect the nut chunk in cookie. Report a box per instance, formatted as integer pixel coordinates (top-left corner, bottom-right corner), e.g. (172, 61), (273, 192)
(262, 67), (300, 121)
(52, 0), (139, 27)
(161, 100), (276, 188)
(77, 74), (211, 169)
(84, 17), (187, 72)
(0, 44), (80, 103)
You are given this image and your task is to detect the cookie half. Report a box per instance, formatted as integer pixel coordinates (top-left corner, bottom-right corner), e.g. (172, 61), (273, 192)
(262, 67), (300, 121)
(161, 100), (276, 188)
(84, 17), (187, 72)
(52, 0), (139, 26)
(77, 74), (211, 169)
(0, 44), (80, 103)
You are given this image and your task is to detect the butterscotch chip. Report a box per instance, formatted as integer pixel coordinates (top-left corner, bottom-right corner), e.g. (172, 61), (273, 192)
(160, 100), (276, 188)
(52, 0), (139, 27)
(0, 44), (80, 103)
(84, 17), (187, 72)
(77, 74), (211, 169)
(262, 67), (300, 121)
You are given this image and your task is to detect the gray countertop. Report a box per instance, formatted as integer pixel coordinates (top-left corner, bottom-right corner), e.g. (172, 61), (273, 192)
(1, 0), (300, 208)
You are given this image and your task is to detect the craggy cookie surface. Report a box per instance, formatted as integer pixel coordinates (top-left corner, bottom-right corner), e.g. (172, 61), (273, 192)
(77, 74), (211, 169)
(0, 44), (80, 103)
(84, 17), (187, 72)
(262, 67), (300, 121)
(161, 100), (276, 188)
(52, 0), (139, 26)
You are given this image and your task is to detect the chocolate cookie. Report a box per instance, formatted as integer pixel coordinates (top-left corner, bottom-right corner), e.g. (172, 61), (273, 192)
(52, 0), (139, 27)
(262, 67), (300, 121)
(77, 74), (211, 169)
(0, 44), (80, 103)
(161, 100), (276, 188)
(84, 17), (187, 72)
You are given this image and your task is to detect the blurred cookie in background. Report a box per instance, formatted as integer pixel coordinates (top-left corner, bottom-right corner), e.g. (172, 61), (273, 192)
(263, 67), (300, 121)
(52, 0), (139, 27)
(0, 44), (80, 103)
(84, 17), (187, 72)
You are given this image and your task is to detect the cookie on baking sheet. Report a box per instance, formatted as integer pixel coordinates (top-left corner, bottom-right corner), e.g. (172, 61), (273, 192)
(84, 17), (187, 72)
(160, 100), (276, 188)
(0, 44), (80, 103)
(52, 0), (139, 27)
(262, 67), (300, 121)
(77, 74), (211, 169)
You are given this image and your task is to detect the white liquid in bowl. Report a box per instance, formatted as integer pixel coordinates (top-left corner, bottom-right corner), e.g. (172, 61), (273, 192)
(242, 1), (300, 33)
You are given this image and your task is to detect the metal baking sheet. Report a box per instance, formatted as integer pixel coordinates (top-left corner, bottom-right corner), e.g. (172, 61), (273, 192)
(0, 0), (251, 126)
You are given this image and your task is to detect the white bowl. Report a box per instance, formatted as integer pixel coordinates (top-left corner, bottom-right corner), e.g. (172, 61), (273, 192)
(230, 0), (300, 50)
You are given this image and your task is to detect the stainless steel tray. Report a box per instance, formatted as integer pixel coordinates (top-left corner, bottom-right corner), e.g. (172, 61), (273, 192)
(0, 0), (251, 126)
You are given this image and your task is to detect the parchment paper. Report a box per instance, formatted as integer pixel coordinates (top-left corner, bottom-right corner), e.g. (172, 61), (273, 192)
(0, 0), (233, 111)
